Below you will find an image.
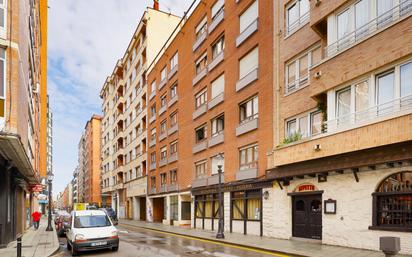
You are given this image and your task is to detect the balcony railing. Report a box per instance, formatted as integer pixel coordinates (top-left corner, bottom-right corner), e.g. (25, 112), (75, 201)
(325, 2), (412, 58)
(286, 12), (309, 36)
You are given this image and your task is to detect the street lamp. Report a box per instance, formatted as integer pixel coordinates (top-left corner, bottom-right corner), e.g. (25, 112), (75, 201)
(45, 172), (54, 232)
(215, 153), (225, 239)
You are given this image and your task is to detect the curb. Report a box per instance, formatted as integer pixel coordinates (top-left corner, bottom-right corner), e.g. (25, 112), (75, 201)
(119, 222), (308, 257)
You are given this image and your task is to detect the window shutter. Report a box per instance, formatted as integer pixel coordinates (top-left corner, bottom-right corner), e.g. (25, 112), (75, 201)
(211, 0), (224, 18)
(195, 16), (207, 34)
(239, 1), (258, 33)
(239, 47), (259, 79)
(211, 74), (224, 98)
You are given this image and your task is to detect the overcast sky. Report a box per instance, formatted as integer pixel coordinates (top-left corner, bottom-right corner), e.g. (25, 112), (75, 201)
(49, 0), (193, 196)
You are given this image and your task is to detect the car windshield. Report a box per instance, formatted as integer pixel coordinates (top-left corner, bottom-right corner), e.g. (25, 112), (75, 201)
(74, 215), (111, 228)
(105, 209), (115, 215)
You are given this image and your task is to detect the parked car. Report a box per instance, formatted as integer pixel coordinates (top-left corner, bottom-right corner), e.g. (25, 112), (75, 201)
(56, 213), (71, 237)
(100, 208), (118, 225)
(54, 211), (70, 225)
(66, 210), (119, 256)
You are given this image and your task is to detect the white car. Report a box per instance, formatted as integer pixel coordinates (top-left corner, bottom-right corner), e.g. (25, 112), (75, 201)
(66, 210), (119, 256)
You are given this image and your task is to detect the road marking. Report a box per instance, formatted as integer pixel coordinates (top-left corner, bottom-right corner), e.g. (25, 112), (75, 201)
(119, 224), (291, 257)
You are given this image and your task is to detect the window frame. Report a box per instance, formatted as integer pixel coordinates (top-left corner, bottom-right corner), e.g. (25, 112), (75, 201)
(195, 53), (208, 75)
(239, 143), (258, 170)
(195, 160), (207, 178)
(239, 95), (259, 124)
(285, 0), (310, 36)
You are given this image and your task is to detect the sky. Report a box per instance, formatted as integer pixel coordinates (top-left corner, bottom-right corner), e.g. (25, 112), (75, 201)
(48, 0), (193, 196)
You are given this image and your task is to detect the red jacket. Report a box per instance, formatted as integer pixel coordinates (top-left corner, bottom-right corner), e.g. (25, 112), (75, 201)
(32, 211), (41, 222)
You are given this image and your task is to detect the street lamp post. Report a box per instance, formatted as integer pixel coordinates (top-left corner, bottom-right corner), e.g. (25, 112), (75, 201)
(215, 153), (224, 239)
(45, 172), (54, 232)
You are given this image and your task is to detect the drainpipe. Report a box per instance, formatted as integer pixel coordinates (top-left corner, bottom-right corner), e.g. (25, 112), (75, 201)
(274, 0), (281, 148)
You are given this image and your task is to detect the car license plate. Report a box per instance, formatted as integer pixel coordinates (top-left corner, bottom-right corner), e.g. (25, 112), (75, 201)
(91, 241), (107, 246)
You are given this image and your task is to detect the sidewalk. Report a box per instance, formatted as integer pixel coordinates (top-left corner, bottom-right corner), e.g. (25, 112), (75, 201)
(0, 217), (60, 257)
(119, 219), (411, 257)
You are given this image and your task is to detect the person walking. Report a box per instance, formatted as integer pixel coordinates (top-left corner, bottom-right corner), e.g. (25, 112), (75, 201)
(32, 211), (41, 229)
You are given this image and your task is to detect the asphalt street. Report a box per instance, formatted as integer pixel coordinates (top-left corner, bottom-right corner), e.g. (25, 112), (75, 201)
(52, 224), (290, 257)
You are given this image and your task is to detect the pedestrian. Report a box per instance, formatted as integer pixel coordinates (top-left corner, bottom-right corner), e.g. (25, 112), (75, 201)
(32, 211), (41, 229)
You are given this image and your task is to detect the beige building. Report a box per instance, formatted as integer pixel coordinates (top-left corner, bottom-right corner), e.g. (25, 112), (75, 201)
(100, 6), (181, 219)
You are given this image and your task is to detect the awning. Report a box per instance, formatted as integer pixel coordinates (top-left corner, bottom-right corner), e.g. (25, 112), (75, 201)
(0, 132), (38, 183)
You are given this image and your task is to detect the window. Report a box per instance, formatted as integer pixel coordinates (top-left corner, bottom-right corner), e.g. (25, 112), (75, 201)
(0, 0), (6, 37)
(0, 49), (4, 118)
(195, 194), (221, 219)
(160, 147), (167, 161)
(239, 1), (258, 33)
(170, 170), (177, 184)
(211, 154), (224, 175)
(170, 112), (178, 126)
(150, 128), (156, 141)
(376, 70), (395, 115)
(151, 81), (156, 93)
(212, 36), (225, 59)
(239, 47), (258, 79)
(372, 171), (412, 231)
(286, 45), (321, 93)
(239, 144), (258, 170)
(239, 95), (258, 123)
(211, 115), (224, 136)
(195, 88), (207, 108)
(160, 94), (167, 108)
(336, 86), (351, 124)
(195, 160), (207, 178)
(195, 125), (207, 143)
(211, 0), (224, 20)
(195, 53), (207, 74)
(170, 52), (178, 70)
(151, 176), (156, 189)
(150, 152), (156, 163)
(170, 84), (178, 98)
(401, 61), (412, 106)
(195, 16), (207, 39)
(161, 67), (167, 81)
(160, 120), (167, 134)
(286, 0), (309, 34)
(150, 105), (156, 116)
(211, 74), (224, 99)
(170, 141), (178, 155)
(231, 190), (261, 221)
(286, 110), (322, 140)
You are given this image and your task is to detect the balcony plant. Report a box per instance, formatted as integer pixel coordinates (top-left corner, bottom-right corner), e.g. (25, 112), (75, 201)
(282, 131), (303, 145)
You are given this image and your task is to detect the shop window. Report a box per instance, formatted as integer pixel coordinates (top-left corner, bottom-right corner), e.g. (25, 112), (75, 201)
(311, 200), (322, 212)
(371, 171), (412, 231)
(231, 190), (262, 221)
(195, 194), (221, 219)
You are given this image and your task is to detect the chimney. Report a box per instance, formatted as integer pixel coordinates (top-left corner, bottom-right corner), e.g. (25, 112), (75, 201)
(153, 0), (159, 10)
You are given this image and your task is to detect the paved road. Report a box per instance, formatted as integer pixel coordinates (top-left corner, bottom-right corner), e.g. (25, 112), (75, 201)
(52, 224), (290, 257)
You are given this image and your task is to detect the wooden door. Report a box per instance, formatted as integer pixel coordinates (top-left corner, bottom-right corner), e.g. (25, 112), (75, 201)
(292, 194), (322, 239)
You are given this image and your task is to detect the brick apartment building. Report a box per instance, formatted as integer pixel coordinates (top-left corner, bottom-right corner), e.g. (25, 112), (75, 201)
(146, 0), (274, 234)
(99, 7), (181, 219)
(0, 0), (48, 247)
(264, 0), (412, 254)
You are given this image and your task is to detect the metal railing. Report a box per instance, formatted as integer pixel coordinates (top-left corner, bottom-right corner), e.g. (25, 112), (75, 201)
(286, 11), (309, 35)
(325, 1), (412, 57)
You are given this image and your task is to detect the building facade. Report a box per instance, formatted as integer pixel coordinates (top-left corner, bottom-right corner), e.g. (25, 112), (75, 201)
(77, 134), (86, 203)
(100, 6), (181, 219)
(146, 0), (274, 233)
(0, 0), (48, 247)
(265, 0), (412, 254)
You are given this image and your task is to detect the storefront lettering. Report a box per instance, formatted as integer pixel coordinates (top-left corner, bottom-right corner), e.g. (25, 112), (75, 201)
(296, 184), (316, 192)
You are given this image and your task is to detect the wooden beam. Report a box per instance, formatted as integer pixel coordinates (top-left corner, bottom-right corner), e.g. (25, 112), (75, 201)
(276, 180), (283, 190)
(296, 175), (304, 179)
(308, 174), (316, 178)
(336, 170), (344, 174)
(386, 162), (395, 168)
(352, 168), (359, 183)
(368, 165), (376, 170)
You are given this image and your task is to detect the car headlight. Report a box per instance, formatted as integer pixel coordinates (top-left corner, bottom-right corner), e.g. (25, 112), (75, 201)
(75, 234), (86, 241)
(110, 231), (118, 238)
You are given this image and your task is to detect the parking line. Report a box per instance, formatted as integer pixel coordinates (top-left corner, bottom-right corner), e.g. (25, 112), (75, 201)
(118, 224), (291, 257)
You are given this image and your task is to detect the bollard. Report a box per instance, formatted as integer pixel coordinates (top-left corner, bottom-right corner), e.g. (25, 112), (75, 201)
(380, 237), (400, 257)
(16, 234), (22, 257)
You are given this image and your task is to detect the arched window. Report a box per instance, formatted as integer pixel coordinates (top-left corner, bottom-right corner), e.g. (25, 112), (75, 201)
(371, 171), (412, 231)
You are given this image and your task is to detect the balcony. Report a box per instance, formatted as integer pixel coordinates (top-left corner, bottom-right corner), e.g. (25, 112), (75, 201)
(192, 173), (224, 188)
(285, 12), (309, 37)
(168, 153), (178, 163)
(149, 138), (156, 148)
(192, 104), (207, 120)
(208, 132), (224, 147)
(168, 65), (178, 80)
(114, 183), (124, 190)
(236, 68), (258, 92)
(168, 124), (178, 135)
(168, 184), (179, 192)
(159, 105), (167, 116)
(159, 131), (167, 141)
(168, 95), (178, 107)
(236, 164), (258, 181)
(192, 140), (208, 154)
(324, 3), (412, 59)
(150, 187), (156, 194)
(208, 52), (224, 72)
(149, 90), (156, 101)
(192, 31), (207, 52)
(159, 158), (168, 167)
(192, 177), (208, 188)
(149, 162), (157, 171)
(158, 78), (167, 90)
(274, 94), (412, 167)
(236, 117), (258, 136)
(209, 9), (224, 34)
(193, 68), (207, 86)
(149, 115), (156, 124)
(160, 185), (167, 193)
(236, 18), (258, 47)
(208, 93), (224, 110)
